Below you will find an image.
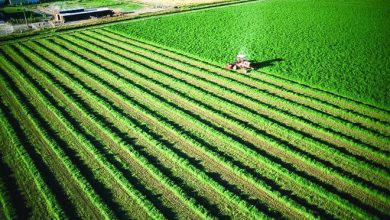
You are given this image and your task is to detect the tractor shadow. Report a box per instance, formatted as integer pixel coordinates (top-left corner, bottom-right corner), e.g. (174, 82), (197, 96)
(250, 58), (284, 70)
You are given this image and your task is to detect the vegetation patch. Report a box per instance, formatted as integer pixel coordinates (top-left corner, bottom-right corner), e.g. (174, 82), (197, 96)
(108, 0), (390, 109)
(0, 1), (389, 219)
(0, 27), (389, 218)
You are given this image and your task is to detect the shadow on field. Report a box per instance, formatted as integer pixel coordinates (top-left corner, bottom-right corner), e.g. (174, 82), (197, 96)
(251, 58), (284, 70)
(3, 47), (131, 219)
(0, 143), (31, 220)
(23, 41), (221, 219)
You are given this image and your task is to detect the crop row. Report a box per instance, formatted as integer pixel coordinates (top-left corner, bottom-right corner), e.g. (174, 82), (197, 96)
(106, 1), (390, 110)
(7, 42), (184, 216)
(2, 28), (388, 218)
(13, 42), (222, 219)
(60, 32), (390, 216)
(96, 29), (390, 153)
(35, 37), (298, 217)
(46, 34), (383, 218)
(113, 29), (390, 146)
(102, 28), (390, 134)
(85, 30), (389, 170)
(100, 29), (390, 127)
(33, 36), (322, 218)
(0, 158), (16, 220)
(0, 61), (65, 219)
(0, 70), (71, 220)
(18, 41), (225, 220)
(21, 40), (277, 219)
(250, 72), (390, 125)
(11, 42), (171, 219)
(80, 30), (390, 182)
(3, 47), (142, 219)
(62, 30), (388, 201)
(45, 35), (314, 217)
(14, 42), (216, 219)
(1, 48), (124, 219)
(0, 181), (13, 220)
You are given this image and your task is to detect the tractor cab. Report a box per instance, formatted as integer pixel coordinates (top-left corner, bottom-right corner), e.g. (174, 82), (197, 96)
(226, 54), (253, 73)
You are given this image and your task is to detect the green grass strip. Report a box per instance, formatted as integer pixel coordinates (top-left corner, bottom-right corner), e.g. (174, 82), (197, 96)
(2, 45), (166, 220)
(55, 33), (386, 217)
(17, 42), (214, 220)
(45, 35), (320, 219)
(0, 67), (66, 220)
(31, 38), (279, 219)
(66, 32), (390, 193)
(0, 175), (16, 220)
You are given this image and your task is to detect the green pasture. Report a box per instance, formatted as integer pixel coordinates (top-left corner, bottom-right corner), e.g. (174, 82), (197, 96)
(108, 0), (390, 109)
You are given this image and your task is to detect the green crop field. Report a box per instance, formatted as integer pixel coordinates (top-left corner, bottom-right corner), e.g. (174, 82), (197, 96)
(0, 0), (389, 219)
(108, 0), (390, 109)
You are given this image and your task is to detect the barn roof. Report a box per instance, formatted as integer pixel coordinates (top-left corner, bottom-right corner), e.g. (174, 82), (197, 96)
(59, 8), (84, 14)
(59, 8), (112, 17)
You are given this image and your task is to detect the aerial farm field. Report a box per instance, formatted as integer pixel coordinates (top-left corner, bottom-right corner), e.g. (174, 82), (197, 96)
(109, 0), (390, 109)
(0, 0), (389, 219)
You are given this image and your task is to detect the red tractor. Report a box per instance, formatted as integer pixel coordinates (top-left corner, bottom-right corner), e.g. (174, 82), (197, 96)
(226, 54), (253, 73)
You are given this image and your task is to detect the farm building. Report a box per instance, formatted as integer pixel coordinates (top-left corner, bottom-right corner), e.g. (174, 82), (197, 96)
(8, 0), (39, 5)
(54, 8), (114, 23)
